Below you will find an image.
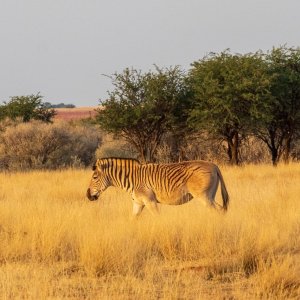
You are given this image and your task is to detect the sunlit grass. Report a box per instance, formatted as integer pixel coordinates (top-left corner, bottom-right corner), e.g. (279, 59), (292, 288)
(0, 164), (299, 298)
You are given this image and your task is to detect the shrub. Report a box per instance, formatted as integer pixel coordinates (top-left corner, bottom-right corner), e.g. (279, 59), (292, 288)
(0, 94), (56, 123)
(0, 121), (101, 170)
(95, 133), (138, 159)
(155, 133), (275, 164)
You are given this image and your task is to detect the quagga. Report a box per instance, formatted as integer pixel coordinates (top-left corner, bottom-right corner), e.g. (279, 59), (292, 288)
(86, 158), (229, 217)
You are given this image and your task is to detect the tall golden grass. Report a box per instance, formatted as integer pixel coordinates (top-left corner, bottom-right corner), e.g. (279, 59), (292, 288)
(0, 164), (299, 299)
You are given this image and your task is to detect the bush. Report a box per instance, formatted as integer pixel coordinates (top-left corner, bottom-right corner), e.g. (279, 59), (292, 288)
(0, 94), (56, 123)
(95, 134), (138, 159)
(0, 121), (101, 170)
(155, 133), (275, 164)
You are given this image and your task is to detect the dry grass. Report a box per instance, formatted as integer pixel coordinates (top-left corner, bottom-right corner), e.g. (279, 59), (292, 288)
(0, 164), (299, 299)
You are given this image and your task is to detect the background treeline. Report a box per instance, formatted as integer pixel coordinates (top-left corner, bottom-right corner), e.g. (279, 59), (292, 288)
(0, 46), (299, 170)
(97, 46), (300, 165)
(44, 102), (76, 109)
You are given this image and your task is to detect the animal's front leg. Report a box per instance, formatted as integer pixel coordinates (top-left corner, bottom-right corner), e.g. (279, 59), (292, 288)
(132, 201), (145, 218)
(143, 200), (159, 216)
(133, 188), (159, 216)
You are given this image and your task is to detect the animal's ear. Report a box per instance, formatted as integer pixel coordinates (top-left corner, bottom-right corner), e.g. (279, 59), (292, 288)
(93, 160), (105, 171)
(92, 160), (100, 170)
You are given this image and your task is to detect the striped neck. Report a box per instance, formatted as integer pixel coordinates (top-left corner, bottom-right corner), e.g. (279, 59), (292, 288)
(97, 158), (141, 192)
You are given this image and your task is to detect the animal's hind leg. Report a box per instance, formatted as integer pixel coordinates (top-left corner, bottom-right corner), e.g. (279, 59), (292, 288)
(205, 175), (222, 210)
(187, 172), (219, 209)
(207, 176), (219, 205)
(187, 188), (214, 209)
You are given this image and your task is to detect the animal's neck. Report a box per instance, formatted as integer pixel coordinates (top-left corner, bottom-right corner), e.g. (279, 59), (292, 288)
(104, 158), (140, 192)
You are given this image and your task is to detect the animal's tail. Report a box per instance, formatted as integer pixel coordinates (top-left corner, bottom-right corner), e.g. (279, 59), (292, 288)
(216, 166), (229, 211)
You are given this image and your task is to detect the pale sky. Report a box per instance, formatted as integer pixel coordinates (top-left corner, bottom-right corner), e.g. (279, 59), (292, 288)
(1, 0), (299, 106)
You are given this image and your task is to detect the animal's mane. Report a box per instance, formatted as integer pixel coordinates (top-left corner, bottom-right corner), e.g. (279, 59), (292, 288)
(92, 157), (141, 170)
(99, 157), (140, 163)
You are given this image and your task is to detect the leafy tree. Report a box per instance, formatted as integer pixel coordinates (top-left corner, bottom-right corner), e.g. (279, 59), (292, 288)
(254, 46), (300, 165)
(96, 66), (189, 162)
(0, 94), (56, 123)
(188, 51), (272, 165)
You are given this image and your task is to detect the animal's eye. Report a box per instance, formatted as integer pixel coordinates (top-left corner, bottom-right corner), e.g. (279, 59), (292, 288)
(93, 174), (98, 179)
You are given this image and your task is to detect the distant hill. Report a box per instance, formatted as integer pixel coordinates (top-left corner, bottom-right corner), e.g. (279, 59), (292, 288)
(44, 102), (76, 109)
(54, 107), (97, 121)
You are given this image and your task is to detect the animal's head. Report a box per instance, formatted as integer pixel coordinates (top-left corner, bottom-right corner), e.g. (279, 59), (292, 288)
(86, 160), (110, 201)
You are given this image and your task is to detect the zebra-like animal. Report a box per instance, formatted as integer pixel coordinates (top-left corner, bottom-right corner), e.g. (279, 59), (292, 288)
(86, 158), (229, 217)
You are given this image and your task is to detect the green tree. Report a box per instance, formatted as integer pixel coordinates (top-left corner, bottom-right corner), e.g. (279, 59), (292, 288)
(254, 46), (300, 165)
(96, 66), (189, 162)
(0, 94), (56, 123)
(188, 51), (272, 165)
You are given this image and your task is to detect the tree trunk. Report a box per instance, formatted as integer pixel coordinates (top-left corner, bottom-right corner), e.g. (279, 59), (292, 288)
(271, 147), (278, 166)
(139, 143), (155, 163)
(170, 134), (188, 162)
(137, 144), (147, 163)
(227, 131), (239, 165)
(283, 135), (292, 164)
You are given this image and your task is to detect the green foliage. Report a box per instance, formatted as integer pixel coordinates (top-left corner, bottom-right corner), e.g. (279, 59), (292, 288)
(0, 94), (56, 123)
(188, 51), (272, 164)
(1, 47), (297, 166)
(96, 66), (189, 162)
(96, 48), (300, 165)
(252, 46), (300, 164)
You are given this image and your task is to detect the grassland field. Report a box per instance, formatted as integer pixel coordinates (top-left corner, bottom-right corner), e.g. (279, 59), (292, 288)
(0, 164), (299, 299)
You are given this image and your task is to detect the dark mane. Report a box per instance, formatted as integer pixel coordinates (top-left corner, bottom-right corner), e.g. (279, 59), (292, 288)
(99, 157), (140, 163)
(92, 157), (141, 170)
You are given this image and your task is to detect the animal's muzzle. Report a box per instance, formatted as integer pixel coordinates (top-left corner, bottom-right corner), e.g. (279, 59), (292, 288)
(86, 188), (99, 201)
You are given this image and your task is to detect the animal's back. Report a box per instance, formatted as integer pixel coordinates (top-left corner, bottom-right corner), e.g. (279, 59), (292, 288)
(141, 160), (217, 205)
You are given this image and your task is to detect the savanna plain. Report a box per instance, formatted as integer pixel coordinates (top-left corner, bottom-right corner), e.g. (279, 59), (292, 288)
(0, 164), (299, 299)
